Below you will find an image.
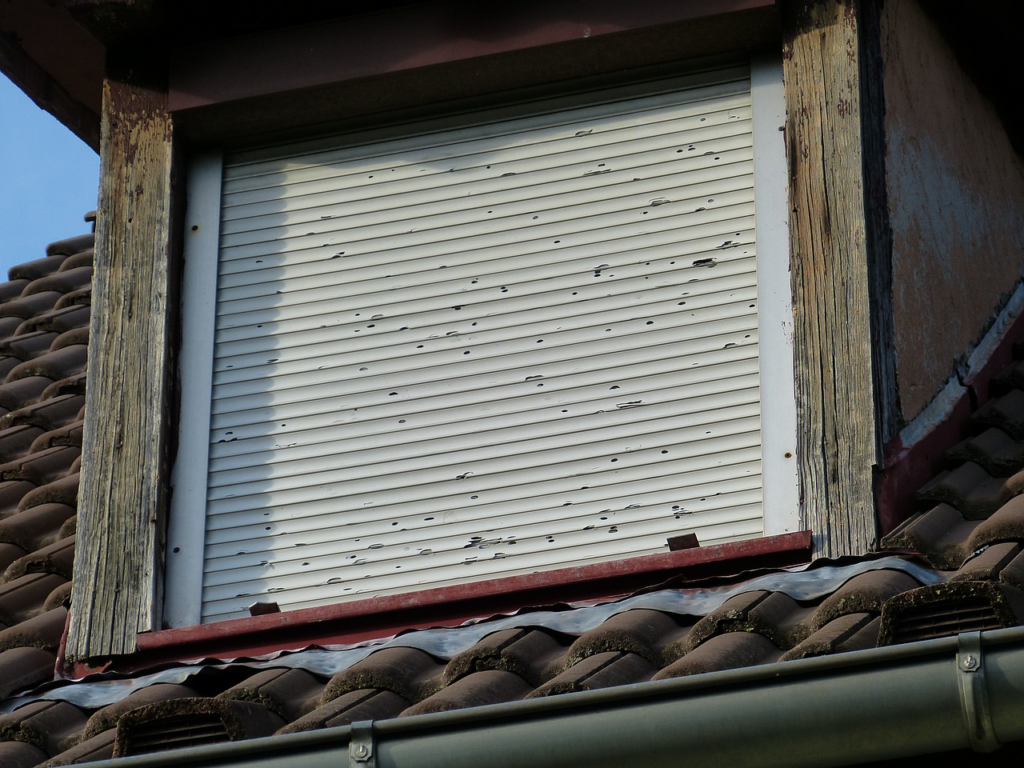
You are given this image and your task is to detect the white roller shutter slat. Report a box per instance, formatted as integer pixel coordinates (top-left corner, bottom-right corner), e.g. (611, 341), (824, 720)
(200, 68), (763, 622)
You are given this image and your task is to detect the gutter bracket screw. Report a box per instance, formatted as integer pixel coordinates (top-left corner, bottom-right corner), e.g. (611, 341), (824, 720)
(962, 655), (978, 670)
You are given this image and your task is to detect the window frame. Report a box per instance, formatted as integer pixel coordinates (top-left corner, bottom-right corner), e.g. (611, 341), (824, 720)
(164, 55), (797, 630)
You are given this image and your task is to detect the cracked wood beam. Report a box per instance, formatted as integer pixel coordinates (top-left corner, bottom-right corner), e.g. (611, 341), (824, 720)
(66, 63), (177, 664)
(783, 0), (886, 557)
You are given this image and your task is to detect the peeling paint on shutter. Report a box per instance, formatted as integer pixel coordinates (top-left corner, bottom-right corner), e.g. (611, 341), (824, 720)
(202, 66), (761, 622)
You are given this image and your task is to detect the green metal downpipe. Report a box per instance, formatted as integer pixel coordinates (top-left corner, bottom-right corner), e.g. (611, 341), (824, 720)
(82, 626), (1024, 768)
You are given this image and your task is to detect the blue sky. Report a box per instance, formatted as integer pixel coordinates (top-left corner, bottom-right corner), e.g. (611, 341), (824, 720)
(0, 73), (99, 279)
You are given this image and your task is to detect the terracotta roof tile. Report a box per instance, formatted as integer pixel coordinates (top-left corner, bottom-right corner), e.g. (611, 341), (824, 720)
(0, 574), (67, 625)
(8, 260), (67, 284)
(0, 543), (29, 574)
(28, 423), (84, 455)
(218, 668), (323, 722)
(403, 669), (532, 715)
(22, 269), (93, 301)
(809, 569), (922, 629)
(0, 740), (49, 768)
(531, 651), (656, 697)
(16, 306), (90, 337)
(974, 390), (1024, 440)
(37, 728), (114, 766)
(79, 684), (201, 744)
(6, 504), (71, 562)
(112, 699), (285, 758)
(278, 689), (408, 734)
(0, 607), (67, 652)
(780, 613), (881, 660)
(0, 294), (63, 323)
(950, 541), (1021, 582)
(52, 290), (90, 313)
(0, 647), (57, 699)
(0, 333), (60, 363)
(44, 236), (94, 260)
(6, 349), (87, 385)
(0, 379), (55, 414)
(0, 481), (43, 516)
(322, 647), (443, 705)
(565, 609), (684, 668)
(56, 250), (93, 273)
(3, 536), (75, 582)
(17, 474), (78, 512)
(655, 631), (780, 678)
(0, 700), (87, 756)
(0, 282), (31, 305)
(445, 627), (567, 686)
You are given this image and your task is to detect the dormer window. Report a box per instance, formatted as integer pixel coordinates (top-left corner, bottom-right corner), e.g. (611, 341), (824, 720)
(165, 60), (797, 626)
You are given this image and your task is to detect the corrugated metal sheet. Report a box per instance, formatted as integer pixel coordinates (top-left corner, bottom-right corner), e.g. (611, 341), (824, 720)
(203, 67), (761, 622)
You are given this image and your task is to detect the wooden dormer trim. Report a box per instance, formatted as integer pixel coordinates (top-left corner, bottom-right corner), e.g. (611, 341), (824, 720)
(782, 0), (887, 557)
(66, 61), (178, 663)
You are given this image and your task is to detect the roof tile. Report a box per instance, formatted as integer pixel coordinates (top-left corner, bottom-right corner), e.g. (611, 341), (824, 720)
(809, 569), (922, 629)
(218, 668), (323, 722)
(0, 647), (57, 699)
(9, 259), (67, 284)
(79, 684), (201, 744)
(38, 728), (114, 766)
(44, 236), (94, 260)
(0, 505), (75, 552)
(0, 700), (87, 756)
(0, 574), (67, 625)
(445, 627), (567, 687)
(322, 647), (443, 705)
(6, 348), (87, 385)
(0, 294), (62, 323)
(403, 669), (532, 715)
(22, 269), (93, 301)
(17, 475), (79, 513)
(0, 607), (66, 652)
(0, 379), (57, 414)
(278, 689), (408, 734)
(947, 427), (1024, 477)
(565, 609), (684, 668)
(3, 536), (75, 582)
(531, 651), (656, 697)
(656, 631), (780, 678)
(0, 281), (31, 305)
(0, 740), (49, 768)
(973, 389), (1024, 440)
(16, 306), (90, 337)
(112, 699), (285, 758)
(780, 613), (881, 660)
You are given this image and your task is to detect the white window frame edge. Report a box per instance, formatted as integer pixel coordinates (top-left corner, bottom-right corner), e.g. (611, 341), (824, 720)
(166, 151), (224, 628)
(751, 55), (800, 536)
(165, 59), (800, 628)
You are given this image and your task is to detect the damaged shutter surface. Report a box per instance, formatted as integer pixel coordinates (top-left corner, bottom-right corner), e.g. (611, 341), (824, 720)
(204, 67), (761, 622)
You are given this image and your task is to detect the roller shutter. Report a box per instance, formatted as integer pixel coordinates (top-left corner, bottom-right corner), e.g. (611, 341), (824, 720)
(201, 65), (763, 622)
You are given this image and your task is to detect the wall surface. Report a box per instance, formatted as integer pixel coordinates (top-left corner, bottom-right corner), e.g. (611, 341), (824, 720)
(882, 0), (1024, 423)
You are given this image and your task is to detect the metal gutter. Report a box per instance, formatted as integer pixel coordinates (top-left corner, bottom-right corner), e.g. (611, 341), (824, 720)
(82, 626), (1024, 768)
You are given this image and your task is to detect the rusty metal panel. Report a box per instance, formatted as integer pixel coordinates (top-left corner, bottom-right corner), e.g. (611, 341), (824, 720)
(200, 66), (761, 622)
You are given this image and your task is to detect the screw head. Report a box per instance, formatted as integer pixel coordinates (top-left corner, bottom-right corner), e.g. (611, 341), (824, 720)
(353, 744), (369, 758)
(962, 655), (978, 670)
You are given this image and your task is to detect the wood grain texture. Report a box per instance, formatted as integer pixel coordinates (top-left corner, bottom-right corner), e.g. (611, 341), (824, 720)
(783, 0), (879, 557)
(65, 74), (174, 663)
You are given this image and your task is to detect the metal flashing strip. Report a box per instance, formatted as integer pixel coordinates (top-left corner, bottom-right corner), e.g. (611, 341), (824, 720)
(3, 555), (945, 712)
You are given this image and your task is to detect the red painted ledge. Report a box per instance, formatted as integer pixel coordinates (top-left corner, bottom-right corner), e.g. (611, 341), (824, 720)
(80, 531), (811, 676)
